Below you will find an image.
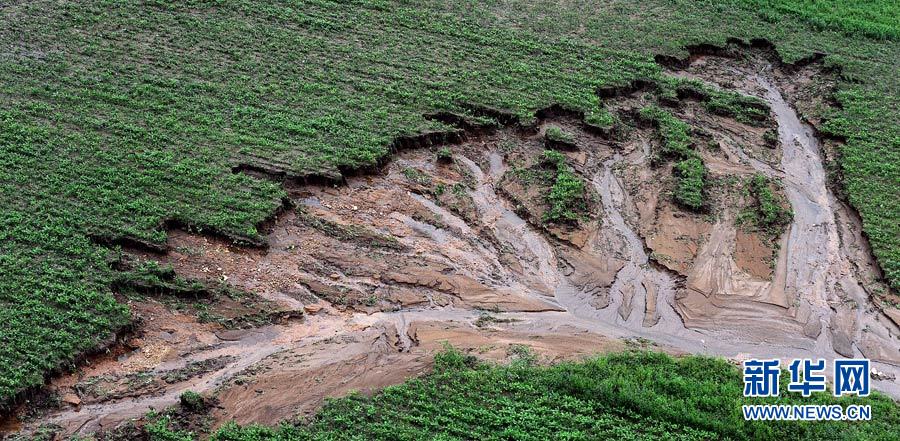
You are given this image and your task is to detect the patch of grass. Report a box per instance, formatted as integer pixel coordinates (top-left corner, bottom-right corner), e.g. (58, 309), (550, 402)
(674, 158), (707, 210)
(640, 106), (707, 211)
(401, 167), (432, 186)
(763, 129), (779, 146)
(585, 107), (616, 128)
(113, 260), (210, 297)
(639, 105), (695, 160)
(704, 90), (770, 125)
(541, 150), (587, 224)
(739, 174), (793, 235)
(474, 313), (519, 328)
(657, 77), (770, 125)
(436, 147), (453, 163)
(544, 125), (575, 144)
(179, 391), (205, 412)
(202, 350), (900, 441)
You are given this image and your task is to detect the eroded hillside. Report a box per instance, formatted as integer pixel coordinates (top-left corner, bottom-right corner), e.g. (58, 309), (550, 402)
(7, 50), (899, 438)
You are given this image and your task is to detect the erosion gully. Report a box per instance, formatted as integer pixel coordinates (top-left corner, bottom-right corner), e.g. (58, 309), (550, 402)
(9, 56), (899, 437)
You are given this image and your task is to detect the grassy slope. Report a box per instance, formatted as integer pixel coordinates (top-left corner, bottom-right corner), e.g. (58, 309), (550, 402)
(0, 0), (897, 403)
(146, 351), (898, 440)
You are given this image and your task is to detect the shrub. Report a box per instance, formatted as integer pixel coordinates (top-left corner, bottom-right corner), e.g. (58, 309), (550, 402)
(436, 147), (453, 163)
(179, 390), (205, 411)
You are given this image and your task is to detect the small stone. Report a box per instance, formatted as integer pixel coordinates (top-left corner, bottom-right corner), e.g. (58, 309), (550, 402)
(329, 273), (340, 280)
(126, 338), (143, 348)
(871, 368), (897, 381)
(304, 304), (323, 314)
(62, 393), (81, 406)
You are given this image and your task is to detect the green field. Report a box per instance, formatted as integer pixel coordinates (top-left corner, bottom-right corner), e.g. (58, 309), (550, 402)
(141, 351), (900, 441)
(0, 0), (898, 415)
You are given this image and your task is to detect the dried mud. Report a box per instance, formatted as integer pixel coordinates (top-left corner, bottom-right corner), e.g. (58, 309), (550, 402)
(6, 54), (900, 438)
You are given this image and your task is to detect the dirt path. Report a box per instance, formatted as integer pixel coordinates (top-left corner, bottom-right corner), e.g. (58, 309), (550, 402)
(9, 55), (900, 438)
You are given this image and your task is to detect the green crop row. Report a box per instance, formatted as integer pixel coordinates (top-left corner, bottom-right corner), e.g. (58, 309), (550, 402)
(745, 0), (899, 40)
(138, 350), (900, 441)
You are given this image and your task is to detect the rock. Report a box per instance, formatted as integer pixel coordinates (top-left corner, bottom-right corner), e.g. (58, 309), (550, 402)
(62, 393), (81, 406)
(304, 304), (323, 314)
(871, 368), (896, 382)
(216, 329), (253, 341)
(329, 273), (340, 280)
(802, 317), (823, 339)
(158, 331), (175, 342)
(830, 330), (854, 358)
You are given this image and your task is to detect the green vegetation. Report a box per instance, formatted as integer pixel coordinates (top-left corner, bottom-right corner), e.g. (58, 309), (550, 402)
(746, 0), (900, 40)
(1, 0), (899, 404)
(674, 158), (707, 210)
(739, 174), (793, 234)
(544, 125), (575, 145)
(401, 167), (432, 186)
(639, 106), (707, 210)
(113, 260), (209, 297)
(541, 150), (587, 223)
(134, 350), (900, 440)
(0, 228), (130, 404)
(147, 414), (196, 441)
(179, 391), (205, 412)
(585, 107), (617, 129)
(436, 147), (453, 163)
(657, 77), (770, 125)
(639, 105), (695, 160)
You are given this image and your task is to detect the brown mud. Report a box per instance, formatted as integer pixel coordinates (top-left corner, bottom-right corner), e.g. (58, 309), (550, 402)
(6, 53), (900, 438)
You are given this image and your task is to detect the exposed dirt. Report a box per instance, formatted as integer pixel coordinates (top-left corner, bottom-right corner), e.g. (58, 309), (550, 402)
(667, 55), (899, 364)
(7, 52), (900, 439)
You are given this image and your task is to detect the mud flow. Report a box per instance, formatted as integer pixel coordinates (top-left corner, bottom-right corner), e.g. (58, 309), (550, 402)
(6, 53), (899, 437)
